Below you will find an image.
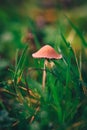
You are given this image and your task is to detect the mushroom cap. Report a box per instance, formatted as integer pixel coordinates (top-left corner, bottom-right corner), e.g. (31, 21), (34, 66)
(32, 45), (62, 59)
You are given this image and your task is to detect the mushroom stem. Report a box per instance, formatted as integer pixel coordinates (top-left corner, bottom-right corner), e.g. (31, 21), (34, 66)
(42, 59), (47, 89)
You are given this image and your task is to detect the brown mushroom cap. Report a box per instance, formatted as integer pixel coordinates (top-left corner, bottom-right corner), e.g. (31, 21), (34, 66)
(32, 45), (62, 59)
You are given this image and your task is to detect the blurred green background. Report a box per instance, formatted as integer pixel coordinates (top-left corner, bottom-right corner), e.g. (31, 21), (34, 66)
(0, 0), (87, 80)
(0, 0), (87, 82)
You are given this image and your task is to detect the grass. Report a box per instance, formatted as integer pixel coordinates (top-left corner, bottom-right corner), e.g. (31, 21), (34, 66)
(0, 18), (87, 130)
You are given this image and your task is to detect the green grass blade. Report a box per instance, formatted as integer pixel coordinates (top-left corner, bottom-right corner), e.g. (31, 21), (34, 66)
(65, 16), (87, 47)
(14, 45), (28, 84)
(15, 49), (19, 71)
(61, 32), (70, 48)
(28, 18), (41, 49)
(50, 83), (62, 123)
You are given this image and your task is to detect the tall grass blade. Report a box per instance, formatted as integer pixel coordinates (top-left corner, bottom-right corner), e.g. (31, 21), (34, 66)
(65, 16), (87, 47)
(28, 18), (41, 49)
(14, 45), (28, 84)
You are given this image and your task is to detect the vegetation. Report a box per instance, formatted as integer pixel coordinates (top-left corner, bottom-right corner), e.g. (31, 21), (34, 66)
(0, 1), (87, 130)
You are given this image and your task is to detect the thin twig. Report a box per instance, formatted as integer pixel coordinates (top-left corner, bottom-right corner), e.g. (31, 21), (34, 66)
(30, 106), (40, 123)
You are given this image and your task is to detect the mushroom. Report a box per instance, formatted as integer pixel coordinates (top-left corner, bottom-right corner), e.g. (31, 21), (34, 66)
(32, 45), (62, 89)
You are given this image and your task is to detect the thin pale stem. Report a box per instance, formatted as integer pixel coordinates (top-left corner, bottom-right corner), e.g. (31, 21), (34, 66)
(42, 60), (47, 89)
